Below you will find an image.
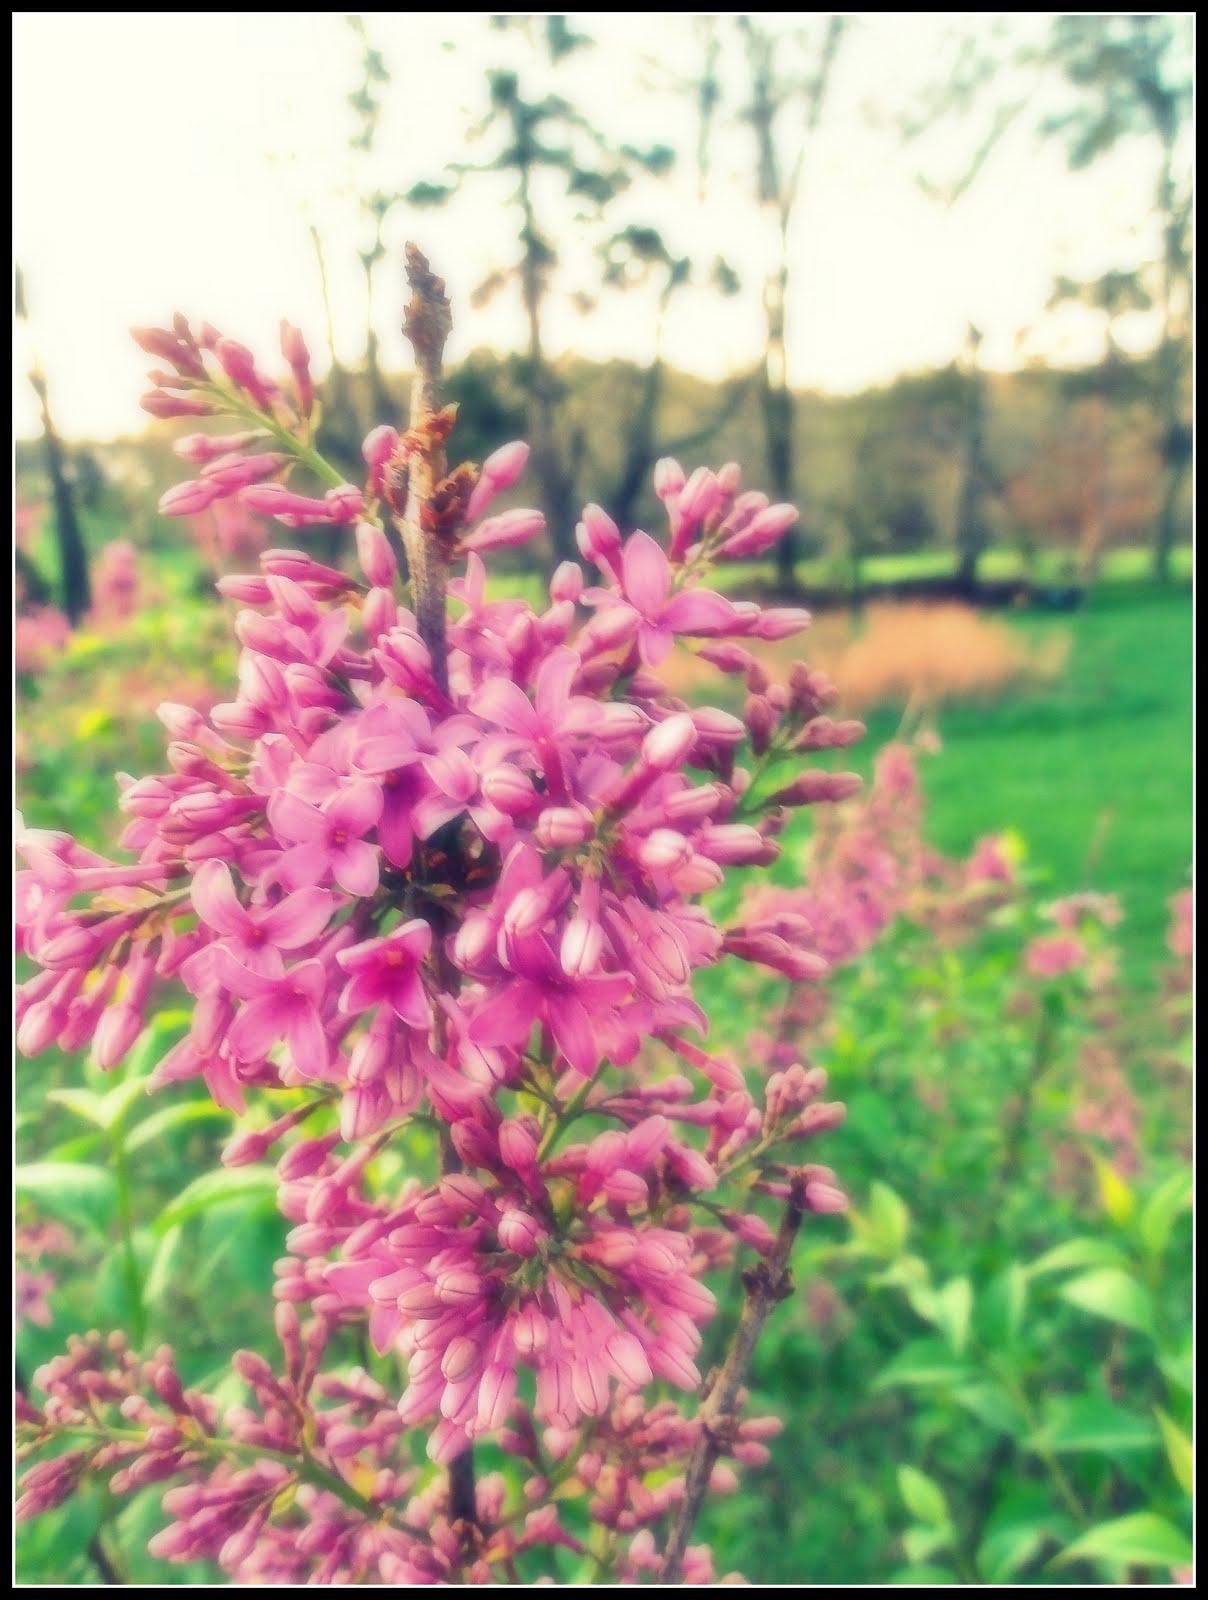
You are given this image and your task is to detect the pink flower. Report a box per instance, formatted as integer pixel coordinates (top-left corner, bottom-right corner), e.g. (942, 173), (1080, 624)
(267, 782), (383, 896)
(467, 935), (634, 1077)
(1024, 933), (1085, 980)
(587, 531), (739, 665)
(223, 956), (329, 1075)
(190, 860), (334, 976)
(337, 920), (432, 1029)
(465, 440), (531, 521)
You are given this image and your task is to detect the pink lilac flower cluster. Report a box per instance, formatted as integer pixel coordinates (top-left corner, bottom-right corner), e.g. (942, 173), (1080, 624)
(740, 740), (1015, 1040)
(16, 286), (852, 1582)
(15, 605), (72, 680)
(1024, 892), (1122, 986)
(15, 1319), (768, 1582)
(90, 540), (141, 626)
(15, 498), (46, 550)
(14, 1220), (74, 1331)
(1161, 886), (1193, 1016)
(1067, 1037), (1142, 1178)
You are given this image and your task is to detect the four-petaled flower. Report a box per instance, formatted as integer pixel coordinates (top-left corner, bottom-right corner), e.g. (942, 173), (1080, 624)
(190, 859), (334, 975)
(268, 781), (384, 895)
(587, 530), (740, 665)
(337, 920), (433, 1029)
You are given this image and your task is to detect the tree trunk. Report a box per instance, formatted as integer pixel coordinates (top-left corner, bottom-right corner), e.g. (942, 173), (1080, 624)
(30, 368), (90, 623)
(1152, 139), (1189, 583)
(761, 260), (797, 590)
(16, 546), (52, 607)
(954, 343), (990, 595)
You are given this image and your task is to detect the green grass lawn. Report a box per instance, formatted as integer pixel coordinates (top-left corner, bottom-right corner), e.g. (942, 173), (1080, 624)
(852, 582), (1191, 983)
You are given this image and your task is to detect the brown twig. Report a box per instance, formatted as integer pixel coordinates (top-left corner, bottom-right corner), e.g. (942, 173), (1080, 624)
(397, 244), (476, 1542)
(658, 1182), (807, 1582)
(399, 242), (454, 693)
(87, 1531), (124, 1586)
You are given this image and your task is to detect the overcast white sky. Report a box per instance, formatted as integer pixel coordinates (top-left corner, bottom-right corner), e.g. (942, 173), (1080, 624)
(12, 12), (1183, 439)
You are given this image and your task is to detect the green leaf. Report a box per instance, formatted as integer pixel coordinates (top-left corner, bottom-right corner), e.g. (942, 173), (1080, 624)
(123, 1009), (192, 1079)
(1158, 1341), (1194, 1397)
(931, 1277), (973, 1354)
(15, 1161), (117, 1233)
(46, 1088), (108, 1127)
(977, 1264), (1028, 1348)
(1155, 1409), (1194, 1495)
(873, 1254), (931, 1296)
(952, 1383), (1028, 1437)
(1028, 1237), (1129, 1277)
(887, 1564), (956, 1584)
(43, 1132), (105, 1163)
(977, 1492), (1074, 1582)
(1057, 1513), (1192, 1572)
(1058, 1268), (1155, 1336)
(143, 1226), (184, 1306)
(897, 1466), (950, 1526)
(902, 1525), (954, 1563)
(1092, 1156), (1135, 1226)
(124, 1099), (231, 1155)
(154, 1166), (278, 1234)
(1136, 1168), (1192, 1260)
(874, 1339), (977, 1392)
(853, 1181), (911, 1258)
(1028, 1395), (1159, 1455)
(101, 1076), (152, 1130)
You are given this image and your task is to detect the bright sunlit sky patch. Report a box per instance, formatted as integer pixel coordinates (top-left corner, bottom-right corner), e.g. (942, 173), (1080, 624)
(12, 12), (1179, 439)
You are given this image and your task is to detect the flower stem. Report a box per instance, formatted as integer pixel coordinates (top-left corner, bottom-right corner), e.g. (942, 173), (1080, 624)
(658, 1180), (807, 1581)
(397, 243), (475, 1547)
(399, 243), (454, 695)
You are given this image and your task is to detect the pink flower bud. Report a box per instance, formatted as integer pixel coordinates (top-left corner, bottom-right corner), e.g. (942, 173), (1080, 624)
(174, 430), (262, 463)
(497, 1208), (544, 1256)
(751, 606), (812, 641)
(159, 479), (220, 517)
(324, 484), (364, 523)
(549, 561), (583, 603)
(653, 458), (686, 500)
(638, 829), (694, 873)
(804, 1180), (848, 1214)
(535, 805), (594, 850)
(216, 338), (274, 408)
(576, 503), (622, 565)
(355, 521), (397, 587)
(770, 771), (862, 806)
(280, 320), (313, 414)
(499, 1119), (539, 1172)
(641, 712), (697, 772)
(462, 508), (545, 554)
(465, 440), (531, 520)
(141, 390), (212, 419)
(560, 915), (603, 978)
(720, 502), (798, 558)
(483, 439), (530, 487)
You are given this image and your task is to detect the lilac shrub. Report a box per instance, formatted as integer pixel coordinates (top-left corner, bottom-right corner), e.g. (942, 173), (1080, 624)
(15, 249), (853, 1583)
(740, 738), (1016, 1043)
